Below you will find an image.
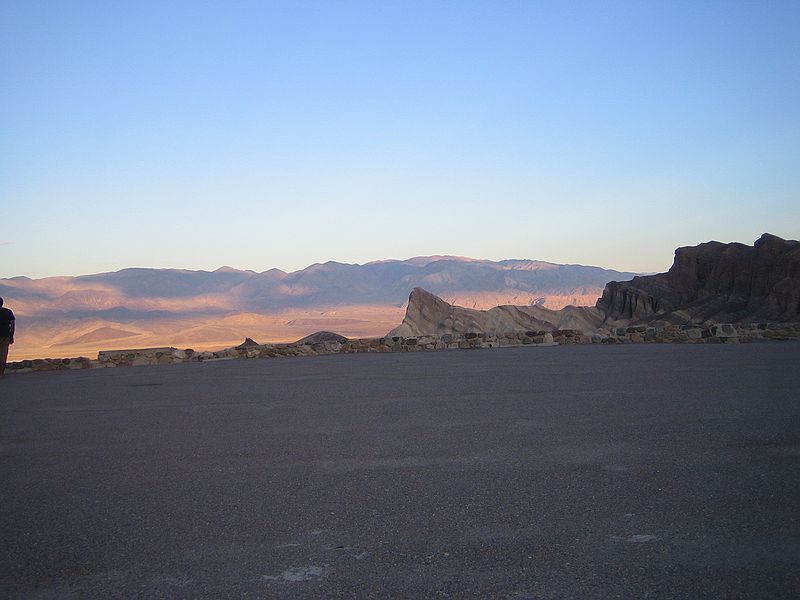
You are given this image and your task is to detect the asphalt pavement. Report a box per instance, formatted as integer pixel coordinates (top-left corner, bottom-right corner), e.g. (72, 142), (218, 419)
(1, 343), (799, 599)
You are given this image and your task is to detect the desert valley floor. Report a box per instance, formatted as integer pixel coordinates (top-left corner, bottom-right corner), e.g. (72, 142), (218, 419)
(2, 343), (799, 599)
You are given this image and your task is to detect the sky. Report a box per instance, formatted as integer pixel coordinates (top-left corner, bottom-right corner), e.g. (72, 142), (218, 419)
(1, 0), (799, 279)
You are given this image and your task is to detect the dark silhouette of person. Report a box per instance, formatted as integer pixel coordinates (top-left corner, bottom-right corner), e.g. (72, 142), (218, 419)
(0, 297), (15, 379)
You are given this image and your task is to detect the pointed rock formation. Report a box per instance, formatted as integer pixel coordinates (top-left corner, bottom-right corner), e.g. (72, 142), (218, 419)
(236, 337), (261, 349)
(389, 288), (604, 337)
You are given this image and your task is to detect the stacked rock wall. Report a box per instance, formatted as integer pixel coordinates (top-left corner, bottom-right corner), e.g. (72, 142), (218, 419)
(591, 322), (800, 344)
(5, 323), (800, 375)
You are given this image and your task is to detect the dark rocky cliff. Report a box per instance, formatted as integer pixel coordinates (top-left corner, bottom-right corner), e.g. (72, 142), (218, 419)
(597, 234), (800, 324)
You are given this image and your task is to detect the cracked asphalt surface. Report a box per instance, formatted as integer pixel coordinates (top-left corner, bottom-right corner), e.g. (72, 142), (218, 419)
(1, 343), (799, 599)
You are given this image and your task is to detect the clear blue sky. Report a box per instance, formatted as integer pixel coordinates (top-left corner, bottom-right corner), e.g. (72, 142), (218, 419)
(2, 0), (798, 278)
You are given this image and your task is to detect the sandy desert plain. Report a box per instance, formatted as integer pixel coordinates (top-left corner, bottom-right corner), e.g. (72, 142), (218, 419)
(8, 304), (406, 361)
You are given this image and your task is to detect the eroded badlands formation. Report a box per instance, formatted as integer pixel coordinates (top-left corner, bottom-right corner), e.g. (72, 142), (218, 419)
(389, 288), (603, 337)
(393, 234), (800, 337)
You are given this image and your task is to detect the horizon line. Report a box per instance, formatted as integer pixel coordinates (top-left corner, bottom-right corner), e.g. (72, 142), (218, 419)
(0, 253), (644, 282)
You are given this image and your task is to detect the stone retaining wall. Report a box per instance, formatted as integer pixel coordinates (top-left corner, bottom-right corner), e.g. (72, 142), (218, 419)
(6, 323), (800, 375)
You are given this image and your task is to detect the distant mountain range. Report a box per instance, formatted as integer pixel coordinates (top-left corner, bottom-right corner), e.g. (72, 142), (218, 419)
(0, 256), (637, 359)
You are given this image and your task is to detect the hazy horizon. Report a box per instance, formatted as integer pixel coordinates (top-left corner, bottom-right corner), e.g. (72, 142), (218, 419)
(1, 249), (643, 280)
(4, 250), (645, 280)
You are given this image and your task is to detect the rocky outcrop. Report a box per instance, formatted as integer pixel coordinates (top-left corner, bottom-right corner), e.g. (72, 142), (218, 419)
(597, 234), (800, 325)
(295, 331), (349, 344)
(390, 234), (800, 337)
(389, 287), (604, 337)
(236, 337), (261, 349)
